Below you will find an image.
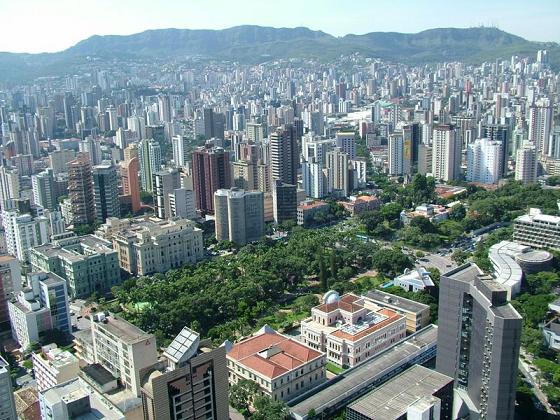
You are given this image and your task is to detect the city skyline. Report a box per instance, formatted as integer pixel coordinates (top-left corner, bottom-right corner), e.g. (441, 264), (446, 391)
(1, 0), (559, 53)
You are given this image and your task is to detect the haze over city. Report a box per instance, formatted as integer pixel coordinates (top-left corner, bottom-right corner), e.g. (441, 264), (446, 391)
(1, 0), (559, 53)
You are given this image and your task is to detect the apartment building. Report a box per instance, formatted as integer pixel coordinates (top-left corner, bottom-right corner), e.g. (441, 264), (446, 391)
(0, 356), (17, 420)
(31, 344), (80, 392)
(89, 313), (158, 397)
(300, 293), (406, 368)
(0, 255), (21, 331)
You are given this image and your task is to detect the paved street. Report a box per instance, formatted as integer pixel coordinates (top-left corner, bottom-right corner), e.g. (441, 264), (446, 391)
(416, 253), (456, 274)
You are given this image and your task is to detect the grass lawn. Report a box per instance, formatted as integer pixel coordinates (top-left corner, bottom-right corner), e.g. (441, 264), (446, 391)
(326, 362), (344, 375)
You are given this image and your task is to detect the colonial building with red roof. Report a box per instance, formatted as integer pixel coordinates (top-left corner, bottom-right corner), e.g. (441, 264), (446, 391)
(301, 292), (406, 368)
(225, 325), (326, 402)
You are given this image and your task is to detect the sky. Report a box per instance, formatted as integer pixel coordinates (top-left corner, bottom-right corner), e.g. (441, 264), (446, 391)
(1, 0), (559, 53)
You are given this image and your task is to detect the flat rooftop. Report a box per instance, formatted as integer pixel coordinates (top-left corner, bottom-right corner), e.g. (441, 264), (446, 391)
(364, 290), (429, 313)
(347, 365), (453, 419)
(289, 325), (438, 418)
(94, 315), (153, 344)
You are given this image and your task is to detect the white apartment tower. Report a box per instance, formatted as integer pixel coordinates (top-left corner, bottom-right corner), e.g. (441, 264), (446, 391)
(515, 142), (538, 184)
(466, 138), (503, 184)
(432, 125), (461, 182)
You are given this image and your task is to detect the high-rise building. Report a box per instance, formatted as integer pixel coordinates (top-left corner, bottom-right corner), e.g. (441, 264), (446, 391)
(192, 147), (231, 214)
(32, 169), (57, 211)
(8, 272), (71, 349)
(32, 345), (80, 392)
(172, 135), (189, 167)
(270, 125), (298, 185)
(432, 125), (461, 182)
(513, 208), (560, 250)
(272, 180), (297, 224)
(2, 210), (49, 263)
(326, 147), (350, 197)
(231, 160), (257, 190)
(515, 142), (538, 184)
(466, 138), (503, 184)
(418, 144), (433, 176)
(436, 263), (522, 420)
(92, 163), (120, 223)
(153, 168), (181, 219)
(0, 356), (16, 420)
(90, 313), (158, 396)
(335, 132), (356, 159)
(481, 124), (509, 176)
(0, 256), (21, 332)
(138, 138), (162, 192)
(140, 326), (229, 420)
(388, 132), (406, 176)
(169, 188), (197, 219)
(214, 188), (264, 245)
(67, 154), (95, 225)
(302, 159), (327, 199)
(528, 99), (552, 155)
(120, 157), (141, 213)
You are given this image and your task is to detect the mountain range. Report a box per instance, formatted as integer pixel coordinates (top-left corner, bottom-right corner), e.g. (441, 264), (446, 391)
(0, 25), (558, 83)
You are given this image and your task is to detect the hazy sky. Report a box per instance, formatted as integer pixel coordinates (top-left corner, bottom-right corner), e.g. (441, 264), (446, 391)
(1, 0), (559, 53)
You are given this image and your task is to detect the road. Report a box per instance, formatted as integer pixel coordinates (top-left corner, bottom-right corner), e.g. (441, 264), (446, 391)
(519, 352), (558, 415)
(416, 253), (456, 274)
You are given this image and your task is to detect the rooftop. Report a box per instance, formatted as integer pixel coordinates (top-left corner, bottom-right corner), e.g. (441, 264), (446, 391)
(227, 328), (323, 379)
(93, 314), (154, 345)
(364, 289), (429, 313)
(516, 208), (560, 225)
(346, 365), (453, 420)
(289, 325), (438, 418)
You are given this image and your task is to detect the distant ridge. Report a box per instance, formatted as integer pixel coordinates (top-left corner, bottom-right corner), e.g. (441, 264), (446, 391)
(0, 25), (558, 82)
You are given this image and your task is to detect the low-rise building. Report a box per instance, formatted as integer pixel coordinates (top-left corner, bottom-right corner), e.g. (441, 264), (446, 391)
(226, 325), (326, 402)
(362, 290), (430, 333)
(543, 298), (560, 352)
(400, 203), (450, 225)
(345, 364), (454, 420)
(297, 200), (330, 226)
(30, 235), (120, 299)
(341, 195), (381, 217)
(393, 267), (435, 292)
(31, 344), (80, 392)
(513, 208), (560, 250)
(39, 377), (124, 420)
(111, 216), (204, 276)
(301, 292), (406, 368)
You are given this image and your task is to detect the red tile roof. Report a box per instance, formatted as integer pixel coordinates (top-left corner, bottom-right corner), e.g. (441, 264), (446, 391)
(227, 331), (323, 379)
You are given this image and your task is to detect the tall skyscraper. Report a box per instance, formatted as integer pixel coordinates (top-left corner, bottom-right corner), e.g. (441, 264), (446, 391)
(528, 99), (552, 155)
(153, 168), (181, 219)
(432, 125), (461, 182)
(481, 124), (509, 176)
(92, 162), (120, 223)
(327, 147), (350, 197)
(32, 168), (57, 211)
(120, 157), (141, 213)
(335, 132), (356, 159)
(388, 132), (406, 176)
(192, 147), (231, 214)
(436, 263), (522, 420)
(515, 142), (538, 185)
(203, 107), (215, 139)
(466, 138), (503, 184)
(138, 138), (162, 192)
(172, 135), (189, 167)
(272, 180), (297, 224)
(0, 255), (21, 332)
(68, 154), (95, 225)
(302, 159), (327, 199)
(270, 125), (298, 185)
(214, 188), (264, 245)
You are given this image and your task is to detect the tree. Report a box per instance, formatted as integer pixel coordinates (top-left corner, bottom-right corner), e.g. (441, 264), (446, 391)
(229, 379), (260, 416)
(330, 251), (338, 280)
(448, 203), (466, 221)
(380, 202), (403, 222)
(371, 248), (412, 278)
(318, 254), (328, 292)
(451, 250), (469, 265)
(252, 396), (290, 420)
